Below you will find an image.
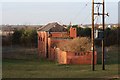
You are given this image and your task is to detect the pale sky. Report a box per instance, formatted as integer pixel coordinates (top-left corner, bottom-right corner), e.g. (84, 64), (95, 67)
(1, 0), (119, 25)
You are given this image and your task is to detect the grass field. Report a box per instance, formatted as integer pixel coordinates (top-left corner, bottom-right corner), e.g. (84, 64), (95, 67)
(2, 59), (119, 78)
(2, 45), (120, 78)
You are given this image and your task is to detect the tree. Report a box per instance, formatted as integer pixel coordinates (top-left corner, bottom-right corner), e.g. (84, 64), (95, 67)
(12, 29), (24, 44)
(20, 29), (38, 47)
(77, 28), (91, 37)
(12, 28), (38, 47)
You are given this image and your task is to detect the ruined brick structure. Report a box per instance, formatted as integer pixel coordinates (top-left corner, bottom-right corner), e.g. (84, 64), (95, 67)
(57, 49), (97, 64)
(37, 22), (97, 64)
(38, 22), (72, 58)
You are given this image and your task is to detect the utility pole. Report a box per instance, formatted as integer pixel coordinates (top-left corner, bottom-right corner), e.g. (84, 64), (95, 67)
(102, 0), (105, 70)
(92, 0), (95, 71)
(92, 0), (108, 71)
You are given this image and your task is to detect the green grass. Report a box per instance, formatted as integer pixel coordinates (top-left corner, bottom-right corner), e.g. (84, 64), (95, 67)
(96, 46), (119, 64)
(2, 58), (119, 78)
(2, 45), (120, 78)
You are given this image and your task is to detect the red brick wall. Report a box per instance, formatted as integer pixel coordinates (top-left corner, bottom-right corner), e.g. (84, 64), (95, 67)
(70, 27), (77, 38)
(50, 32), (69, 38)
(48, 38), (70, 61)
(66, 51), (97, 64)
(57, 49), (97, 65)
(37, 31), (48, 58)
(38, 31), (70, 59)
(48, 48), (57, 61)
(57, 49), (67, 64)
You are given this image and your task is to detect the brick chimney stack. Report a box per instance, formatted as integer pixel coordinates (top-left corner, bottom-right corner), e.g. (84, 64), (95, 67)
(70, 27), (77, 38)
(69, 22), (77, 38)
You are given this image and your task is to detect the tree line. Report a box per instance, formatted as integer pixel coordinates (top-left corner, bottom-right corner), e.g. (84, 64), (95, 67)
(2, 28), (38, 47)
(2, 25), (119, 47)
(67, 25), (119, 46)
(12, 28), (38, 47)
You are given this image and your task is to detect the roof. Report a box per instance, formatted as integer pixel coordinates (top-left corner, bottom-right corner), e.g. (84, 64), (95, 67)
(38, 22), (67, 32)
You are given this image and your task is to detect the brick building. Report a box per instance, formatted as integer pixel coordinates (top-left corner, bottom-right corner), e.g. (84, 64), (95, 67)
(37, 22), (97, 64)
(37, 22), (76, 58)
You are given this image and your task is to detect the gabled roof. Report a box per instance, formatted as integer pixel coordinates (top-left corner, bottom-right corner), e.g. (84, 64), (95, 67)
(38, 22), (67, 32)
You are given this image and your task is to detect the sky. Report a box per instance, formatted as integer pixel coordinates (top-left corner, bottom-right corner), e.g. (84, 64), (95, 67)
(1, 0), (119, 25)
(119, 2), (120, 24)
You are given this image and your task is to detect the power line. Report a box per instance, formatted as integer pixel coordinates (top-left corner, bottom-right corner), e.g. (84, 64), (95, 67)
(70, 2), (91, 24)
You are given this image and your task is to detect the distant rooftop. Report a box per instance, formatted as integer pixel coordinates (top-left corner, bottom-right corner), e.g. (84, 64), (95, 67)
(38, 22), (67, 32)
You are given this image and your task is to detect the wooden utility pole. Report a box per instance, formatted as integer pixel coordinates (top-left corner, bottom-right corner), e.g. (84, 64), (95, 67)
(92, 0), (108, 71)
(92, 0), (95, 71)
(102, 0), (105, 70)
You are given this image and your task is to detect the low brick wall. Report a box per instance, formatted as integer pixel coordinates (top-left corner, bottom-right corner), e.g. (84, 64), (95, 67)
(48, 38), (70, 61)
(57, 49), (67, 64)
(57, 49), (97, 65)
(48, 48), (57, 61)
